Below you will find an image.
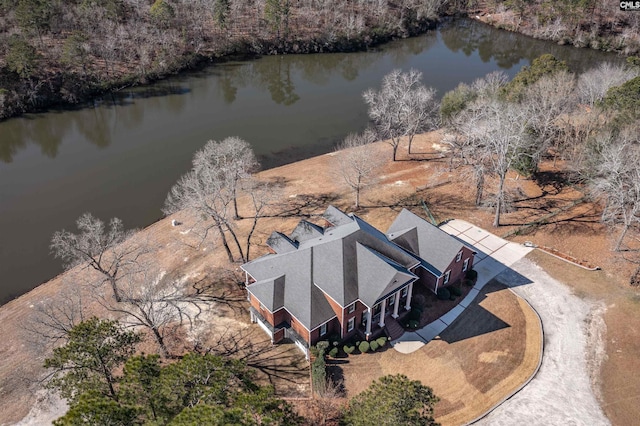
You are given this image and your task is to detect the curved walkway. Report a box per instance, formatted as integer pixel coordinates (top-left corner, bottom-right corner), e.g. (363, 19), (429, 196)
(391, 220), (534, 354)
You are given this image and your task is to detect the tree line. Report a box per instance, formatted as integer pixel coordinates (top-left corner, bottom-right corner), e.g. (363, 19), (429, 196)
(0, 0), (445, 120)
(2, 0), (639, 121)
(460, 0), (640, 56)
(43, 316), (438, 424)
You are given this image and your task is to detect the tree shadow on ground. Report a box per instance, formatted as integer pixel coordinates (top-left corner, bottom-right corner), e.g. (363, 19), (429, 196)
(325, 363), (346, 396)
(264, 193), (341, 219)
(207, 327), (309, 392)
(501, 202), (601, 234)
(532, 170), (571, 194)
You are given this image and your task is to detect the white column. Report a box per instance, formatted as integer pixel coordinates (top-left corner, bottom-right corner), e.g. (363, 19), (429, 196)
(365, 307), (372, 337)
(392, 292), (400, 318)
(378, 299), (387, 328)
(404, 282), (414, 310)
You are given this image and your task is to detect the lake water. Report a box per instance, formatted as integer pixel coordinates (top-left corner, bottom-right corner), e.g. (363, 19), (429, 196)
(0, 19), (623, 304)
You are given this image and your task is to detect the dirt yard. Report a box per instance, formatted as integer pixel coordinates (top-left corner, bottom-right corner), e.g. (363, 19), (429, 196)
(1, 132), (639, 425)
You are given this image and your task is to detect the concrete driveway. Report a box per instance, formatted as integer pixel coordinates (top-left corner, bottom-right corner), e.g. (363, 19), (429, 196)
(391, 220), (610, 425)
(392, 220), (533, 353)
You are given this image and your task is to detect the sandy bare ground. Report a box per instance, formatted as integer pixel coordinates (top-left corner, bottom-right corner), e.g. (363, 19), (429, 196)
(476, 256), (609, 426)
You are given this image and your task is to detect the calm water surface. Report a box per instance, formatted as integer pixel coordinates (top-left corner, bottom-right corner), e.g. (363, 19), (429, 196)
(0, 19), (623, 304)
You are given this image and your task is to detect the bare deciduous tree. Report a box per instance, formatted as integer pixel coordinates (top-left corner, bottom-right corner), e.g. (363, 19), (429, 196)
(193, 136), (259, 220)
(363, 69), (439, 161)
(444, 71), (511, 207)
(241, 178), (280, 262)
(522, 70), (577, 168)
(164, 137), (258, 263)
(24, 278), (88, 352)
(51, 213), (146, 302)
(305, 376), (344, 425)
(102, 268), (209, 358)
(576, 62), (638, 108)
(458, 98), (535, 227)
(335, 129), (385, 208)
(590, 129), (640, 251)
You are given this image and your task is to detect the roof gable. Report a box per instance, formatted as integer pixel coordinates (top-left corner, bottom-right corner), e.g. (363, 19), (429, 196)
(356, 243), (417, 307)
(266, 232), (298, 254)
(290, 220), (324, 243)
(322, 205), (353, 226)
(388, 209), (465, 275)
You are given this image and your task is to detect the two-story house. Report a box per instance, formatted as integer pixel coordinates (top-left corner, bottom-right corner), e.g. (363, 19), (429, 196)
(241, 206), (475, 357)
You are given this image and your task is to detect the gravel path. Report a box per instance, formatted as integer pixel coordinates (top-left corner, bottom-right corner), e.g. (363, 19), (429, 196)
(475, 258), (609, 426)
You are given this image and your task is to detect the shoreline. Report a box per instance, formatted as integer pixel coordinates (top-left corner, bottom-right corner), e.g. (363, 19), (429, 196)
(2, 7), (637, 123)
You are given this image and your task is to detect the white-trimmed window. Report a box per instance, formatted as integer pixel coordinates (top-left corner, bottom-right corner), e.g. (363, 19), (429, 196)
(348, 303), (355, 313)
(347, 317), (355, 332)
(401, 287), (408, 298)
(463, 258), (469, 272)
(456, 251), (463, 262)
(320, 323), (327, 336)
(259, 302), (266, 311)
(388, 294), (395, 306)
(444, 270), (451, 285)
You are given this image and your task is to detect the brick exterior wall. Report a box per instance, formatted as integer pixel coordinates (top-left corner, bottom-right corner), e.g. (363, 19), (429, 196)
(290, 315), (310, 342)
(440, 246), (475, 288)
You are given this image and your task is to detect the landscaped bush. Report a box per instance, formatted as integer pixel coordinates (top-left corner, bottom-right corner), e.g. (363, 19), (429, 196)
(344, 344), (355, 354)
(407, 320), (419, 329)
(437, 287), (451, 300)
(328, 347), (339, 358)
(463, 278), (474, 287)
(465, 269), (478, 281)
(316, 341), (330, 353)
(370, 340), (379, 351)
(311, 352), (326, 395)
(449, 293), (457, 301)
(376, 337), (387, 347)
(358, 341), (370, 353)
(450, 286), (462, 296)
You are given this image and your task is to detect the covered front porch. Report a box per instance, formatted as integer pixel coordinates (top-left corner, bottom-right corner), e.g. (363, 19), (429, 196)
(358, 281), (415, 341)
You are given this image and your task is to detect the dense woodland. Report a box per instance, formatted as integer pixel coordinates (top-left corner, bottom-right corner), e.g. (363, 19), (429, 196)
(476, 0), (640, 54)
(1, 0), (640, 120)
(0, 0), (444, 119)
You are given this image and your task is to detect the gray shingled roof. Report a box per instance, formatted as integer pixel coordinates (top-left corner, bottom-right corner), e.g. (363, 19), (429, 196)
(355, 243), (417, 307)
(310, 215), (420, 307)
(387, 209), (465, 276)
(290, 220), (324, 243)
(266, 232), (298, 254)
(322, 205), (353, 226)
(242, 206), (429, 332)
(244, 248), (336, 330)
